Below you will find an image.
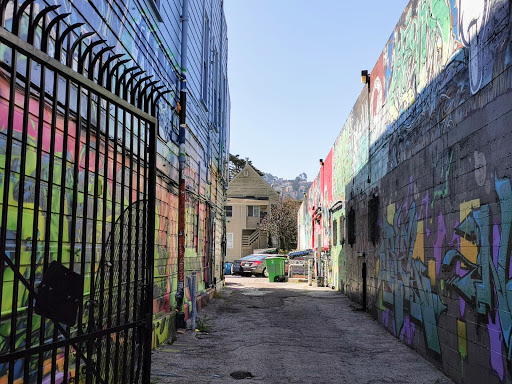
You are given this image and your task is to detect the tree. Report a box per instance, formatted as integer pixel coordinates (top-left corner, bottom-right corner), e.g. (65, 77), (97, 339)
(229, 154), (265, 180)
(260, 197), (302, 251)
(292, 176), (301, 191)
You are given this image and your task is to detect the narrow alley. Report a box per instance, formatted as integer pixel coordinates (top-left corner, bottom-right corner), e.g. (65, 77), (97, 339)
(151, 278), (453, 384)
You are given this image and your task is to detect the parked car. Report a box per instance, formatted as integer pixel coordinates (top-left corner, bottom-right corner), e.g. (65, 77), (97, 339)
(232, 254), (270, 277)
(253, 248), (278, 255)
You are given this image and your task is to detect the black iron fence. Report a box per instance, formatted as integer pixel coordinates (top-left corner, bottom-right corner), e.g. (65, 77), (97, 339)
(0, 1), (167, 382)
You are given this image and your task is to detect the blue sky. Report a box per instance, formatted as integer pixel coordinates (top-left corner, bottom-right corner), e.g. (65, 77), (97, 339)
(224, 0), (409, 181)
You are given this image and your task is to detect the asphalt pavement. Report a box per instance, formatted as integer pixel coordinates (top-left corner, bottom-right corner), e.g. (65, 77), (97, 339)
(151, 276), (453, 384)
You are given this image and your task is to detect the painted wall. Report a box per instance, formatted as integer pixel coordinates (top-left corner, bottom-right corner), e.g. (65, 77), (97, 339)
(298, 0), (512, 382)
(0, 0), (229, 382)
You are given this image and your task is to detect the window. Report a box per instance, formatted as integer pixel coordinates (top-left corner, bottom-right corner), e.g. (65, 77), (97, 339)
(213, 49), (219, 127)
(347, 207), (355, 246)
(227, 233), (233, 248)
(340, 215), (345, 246)
(248, 206), (260, 217)
(332, 220), (338, 246)
(226, 205), (232, 217)
(368, 194), (379, 245)
(201, 13), (210, 104)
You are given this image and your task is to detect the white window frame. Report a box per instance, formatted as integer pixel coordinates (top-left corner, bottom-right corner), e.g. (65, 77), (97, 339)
(227, 233), (233, 248)
(201, 12), (210, 105)
(248, 206), (260, 217)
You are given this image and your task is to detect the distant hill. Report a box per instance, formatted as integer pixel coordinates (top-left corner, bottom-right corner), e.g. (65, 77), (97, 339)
(263, 173), (311, 201)
(229, 154), (311, 201)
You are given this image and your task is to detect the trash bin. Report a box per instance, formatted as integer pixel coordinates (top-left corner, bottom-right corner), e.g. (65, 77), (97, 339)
(224, 262), (233, 275)
(265, 257), (286, 282)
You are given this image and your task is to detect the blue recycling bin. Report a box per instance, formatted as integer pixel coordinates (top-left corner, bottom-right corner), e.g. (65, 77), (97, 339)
(224, 262), (233, 275)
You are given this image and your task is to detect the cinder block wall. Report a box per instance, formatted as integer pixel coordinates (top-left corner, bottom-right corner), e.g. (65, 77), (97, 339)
(299, 1), (512, 382)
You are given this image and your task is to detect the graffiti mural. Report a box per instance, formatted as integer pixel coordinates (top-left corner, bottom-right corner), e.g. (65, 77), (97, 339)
(443, 175), (512, 379)
(377, 201), (446, 354)
(299, 0), (512, 382)
(0, 0), (229, 381)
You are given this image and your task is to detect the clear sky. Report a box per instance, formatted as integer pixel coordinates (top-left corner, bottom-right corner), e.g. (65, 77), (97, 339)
(224, 0), (409, 182)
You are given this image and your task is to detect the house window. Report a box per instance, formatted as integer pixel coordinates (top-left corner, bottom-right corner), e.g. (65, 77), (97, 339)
(248, 206), (260, 217)
(227, 233), (233, 248)
(226, 205), (232, 217)
(332, 219), (337, 246)
(201, 13), (210, 104)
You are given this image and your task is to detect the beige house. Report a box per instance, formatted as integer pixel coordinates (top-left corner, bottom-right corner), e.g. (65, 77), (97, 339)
(225, 164), (280, 262)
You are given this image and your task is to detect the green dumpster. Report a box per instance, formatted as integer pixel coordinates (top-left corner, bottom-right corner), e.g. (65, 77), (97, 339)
(265, 257), (287, 282)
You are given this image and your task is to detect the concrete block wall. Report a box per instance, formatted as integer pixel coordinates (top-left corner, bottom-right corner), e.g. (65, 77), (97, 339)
(298, 0), (512, 382)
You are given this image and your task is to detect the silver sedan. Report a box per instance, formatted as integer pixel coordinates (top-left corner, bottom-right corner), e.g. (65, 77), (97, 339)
(232, 254), (269, 277)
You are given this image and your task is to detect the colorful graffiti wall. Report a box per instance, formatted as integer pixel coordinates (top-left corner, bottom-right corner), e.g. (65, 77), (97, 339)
(0, 0), (229, 381)
(299, 0), (512, 382)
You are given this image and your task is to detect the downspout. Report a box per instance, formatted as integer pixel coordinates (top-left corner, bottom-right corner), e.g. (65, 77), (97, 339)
(176, 0), (189, 320)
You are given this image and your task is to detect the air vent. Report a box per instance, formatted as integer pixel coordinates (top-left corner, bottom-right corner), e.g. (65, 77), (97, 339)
(244, 171), (248, 176)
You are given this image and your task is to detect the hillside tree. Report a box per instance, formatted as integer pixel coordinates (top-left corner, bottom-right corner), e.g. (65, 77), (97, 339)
(229, 154), (264, 180)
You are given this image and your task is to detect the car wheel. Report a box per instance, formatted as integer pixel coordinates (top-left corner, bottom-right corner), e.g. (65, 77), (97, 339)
(262, 268), (268, 278)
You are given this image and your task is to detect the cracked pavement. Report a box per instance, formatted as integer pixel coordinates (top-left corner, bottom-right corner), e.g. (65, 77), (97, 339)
(151, 276), (453, 384)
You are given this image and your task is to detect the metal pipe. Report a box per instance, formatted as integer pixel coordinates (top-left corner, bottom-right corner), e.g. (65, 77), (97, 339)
(176, 0), (189, 318)
(367, 76), (371, 184)
(362, 255), (367, 311)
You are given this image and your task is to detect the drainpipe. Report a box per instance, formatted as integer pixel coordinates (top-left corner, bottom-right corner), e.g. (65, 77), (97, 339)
(176, 0), (189, 323)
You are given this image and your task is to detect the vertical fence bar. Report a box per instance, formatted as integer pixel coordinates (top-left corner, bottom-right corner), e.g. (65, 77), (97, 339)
(0, 3), (18, 382)
(121, 107), (134, 383)
(35, 13), (49, 384)
(55, 28), (74, 384)
(104, 92), (120, 384)
(69, 37), (84, 384)
(113, 76), (127, 384)
(11, 5), (31, 382)
(129, 116), (141, 384)
(96, 59), (112, 383)
(48, 20), (62, 384)
(11, 3), (36, 382)
(25, 2), (46, 381)
(81, 54), (93, 384)
(142, 92), (157, 384)
(88, 55), (103, 382)
(118, 83), (128, 384)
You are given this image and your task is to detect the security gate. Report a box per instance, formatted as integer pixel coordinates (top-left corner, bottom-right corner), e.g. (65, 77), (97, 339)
(0, 1), (166, 382)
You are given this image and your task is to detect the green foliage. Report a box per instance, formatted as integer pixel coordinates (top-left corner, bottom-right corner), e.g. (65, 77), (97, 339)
(229, 154), (265, 179)
(196, 316), (211, 333)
